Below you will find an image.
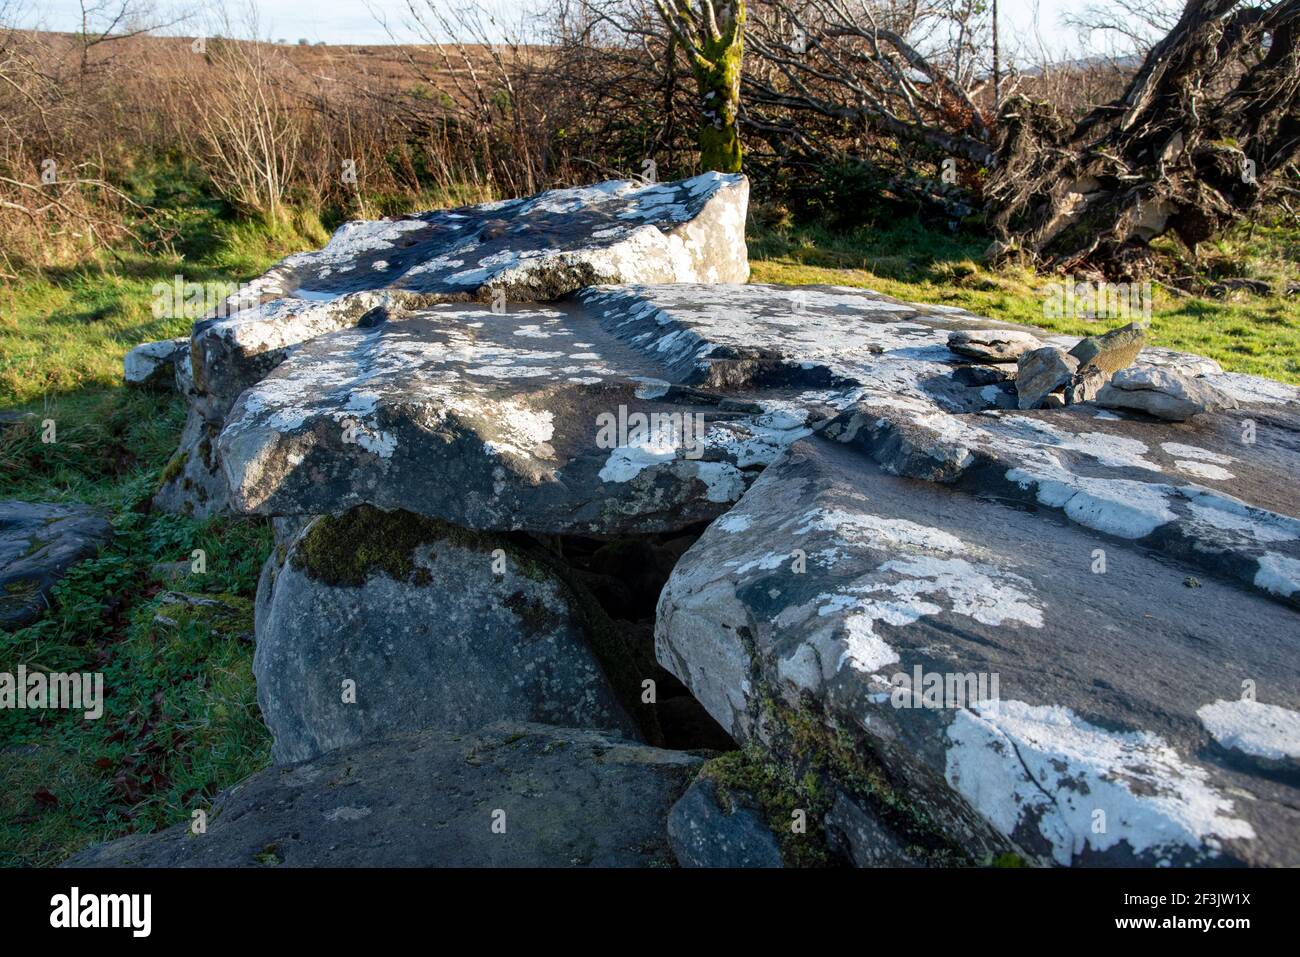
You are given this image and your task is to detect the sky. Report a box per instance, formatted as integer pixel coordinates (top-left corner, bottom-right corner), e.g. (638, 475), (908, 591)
(12, 0), (1158, 60)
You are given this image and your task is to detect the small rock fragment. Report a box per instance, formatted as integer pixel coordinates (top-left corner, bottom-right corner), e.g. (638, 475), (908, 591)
(1016, 346), (1079, 410)
(1068, 321), (1146, 377)
(1096, 367), (1238, 421)
(948, 329), (1044, 362)
(668, 776), (785, 869)
(1065, 365), (1108, 405)
(124, 337), (190, 390)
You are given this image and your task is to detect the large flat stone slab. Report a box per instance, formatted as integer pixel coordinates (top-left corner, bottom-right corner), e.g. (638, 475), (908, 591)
(573, 284), (1026, 406)
(215, 284), (1041, 533)
(158, 174), (749, 518)
(191, 173), (749, 413)
(64, 723), (702, 867)
(1, 501), (112, 629)
(656, 438), (1300, 867)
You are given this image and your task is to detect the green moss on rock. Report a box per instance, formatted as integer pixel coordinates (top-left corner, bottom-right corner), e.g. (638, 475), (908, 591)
(698, 746), (834, 868)
(722, 619), (974, 867)
(290, 505), (547, 588)
(758, 691), (970, 867)
(158, 449), (188, 489)
(288, 504), (663, 746)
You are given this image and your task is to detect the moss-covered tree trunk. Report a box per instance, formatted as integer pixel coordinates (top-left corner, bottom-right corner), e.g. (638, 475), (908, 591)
(657, 1), (746, 174)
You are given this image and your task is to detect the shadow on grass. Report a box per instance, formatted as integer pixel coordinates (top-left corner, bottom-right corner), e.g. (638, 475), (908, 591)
(748, 216), (988, 285)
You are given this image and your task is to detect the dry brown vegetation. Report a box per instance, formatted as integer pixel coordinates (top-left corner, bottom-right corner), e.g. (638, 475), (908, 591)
(0, 16), (626, 273)
(2, 1), (1295, 281)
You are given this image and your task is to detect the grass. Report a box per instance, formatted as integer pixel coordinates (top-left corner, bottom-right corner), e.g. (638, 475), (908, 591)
(2, 166), (1298, 866)
(0, 166), (498, 866)
(0, 167), (312, 866)
(747, 212), (1300, 385)
(0, 162), (329, 406)
(0, 385), (275, 865)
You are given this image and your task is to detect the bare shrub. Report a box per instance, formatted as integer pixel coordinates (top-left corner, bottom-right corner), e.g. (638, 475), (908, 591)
(178, 9), (301, 221)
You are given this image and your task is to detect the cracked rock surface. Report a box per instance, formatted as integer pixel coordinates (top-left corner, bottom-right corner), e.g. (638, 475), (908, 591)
(155, 172), (750, 517)
(125, 175), (1300, 868)
(0, 501), (112, 628)
(64, 722), (701, 867)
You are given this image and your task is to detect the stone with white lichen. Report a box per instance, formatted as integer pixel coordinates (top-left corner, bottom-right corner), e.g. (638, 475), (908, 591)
(947, 328), (1044, 362)
(214, 284), (1035, 532)
(155, 172), (751, 517)
(655, 438), (1300, 867)
(192, 172), (750, 412)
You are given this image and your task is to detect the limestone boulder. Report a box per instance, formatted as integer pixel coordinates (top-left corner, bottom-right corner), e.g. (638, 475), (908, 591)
(1097, 366), (1239, 421)
(655, 438), (1300, 866)
(192, 173), (750, 414)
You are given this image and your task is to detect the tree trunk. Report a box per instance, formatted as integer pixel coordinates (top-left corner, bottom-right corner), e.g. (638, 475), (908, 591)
(657, 1), (746, 174)
(692, 9), (745, 172)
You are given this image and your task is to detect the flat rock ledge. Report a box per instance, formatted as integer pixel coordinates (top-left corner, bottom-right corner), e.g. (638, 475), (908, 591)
(124, 337), (190, 390)
(153, 173), (750, 518)
(657, 438), (1300, 867)
(64, 723), (702, 868)
(215, 283), (1035, 534)
(1, 501), (113, 629)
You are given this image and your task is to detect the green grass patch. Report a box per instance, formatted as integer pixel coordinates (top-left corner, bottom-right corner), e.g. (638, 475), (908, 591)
(0, 188), (326, 406)
(0, 421), (273, 864)
(0, 166), (292, 866)
(748, 217), (1300, 385)
(0, 385), (275, 866)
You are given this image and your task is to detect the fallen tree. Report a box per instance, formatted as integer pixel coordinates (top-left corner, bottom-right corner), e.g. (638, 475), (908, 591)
(740, 0), (1299, 276)
(988, 0), (1300, 276)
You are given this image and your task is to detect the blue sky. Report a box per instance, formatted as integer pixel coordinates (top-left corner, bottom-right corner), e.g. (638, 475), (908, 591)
(14, 0), (1152, 60)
